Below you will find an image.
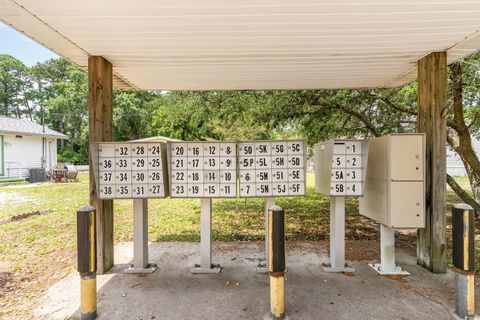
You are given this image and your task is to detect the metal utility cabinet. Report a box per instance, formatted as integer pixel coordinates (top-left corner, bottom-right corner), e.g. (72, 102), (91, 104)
(359, 134), (425, 229)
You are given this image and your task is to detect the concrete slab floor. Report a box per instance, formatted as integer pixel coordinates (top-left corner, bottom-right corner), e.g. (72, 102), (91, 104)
(34, 241), (467, 320)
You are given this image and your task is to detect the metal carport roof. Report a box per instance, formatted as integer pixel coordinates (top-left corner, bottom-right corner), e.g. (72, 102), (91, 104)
(1, 0), (480, 90)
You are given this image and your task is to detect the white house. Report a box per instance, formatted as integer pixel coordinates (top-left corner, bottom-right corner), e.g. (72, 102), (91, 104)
(0, 116), (67, 178)
(447, 137), (480, 177)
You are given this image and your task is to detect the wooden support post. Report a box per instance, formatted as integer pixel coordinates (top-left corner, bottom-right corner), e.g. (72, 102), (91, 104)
(88, 56), (114, 274)
(417, 52), (447, 273)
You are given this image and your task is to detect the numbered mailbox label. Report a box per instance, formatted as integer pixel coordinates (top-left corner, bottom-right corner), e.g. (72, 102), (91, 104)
(220, 170), (236, 183)
(204, 157), (219, 169)
(345, 141), (362, 154)
(239, 157), (255, 169)
(256, 183), (272, 196)
(255, 142), (271, 155)
(100, 158), (115, 171)
(100, 171), (115, 184)
(132, 184), (148, 198)
(240, 170), (255, 183)
(220, 184), (236, 197)
(96, 142), (166, 199)
(188, 171), (204, 183)
(288, 141), (304, 155)
(148, 184), (164, 198)
(116, 185), (131, 198)
(188, 157), (204, 170)
(272, 169), (288, 181)
(188, 184), (204, 197)
(289, 182), (305, 196)
(148, 143), (162, 157)
(131, 144), (147, 157)
(271, 156), (288, 168)
(346, 182), (363, 196)
(132, 157), (147, 170)
(204, 143), (220, 156)
(346, 169), (362, 182)
(331, 155), (346, 169)
(331, 169), (346, 182)
(171, 184), (187, 197)
(148, 171), (163, 183)
(346, 155), (362, 168)
(273, 183), (289, 196)
(169, 141), (237, 198)
(239, 140), (306, 198)
(240, 183), (255, 197)
(256, 170), (272, 183)
(271, 142), (287, 155)
(115, 171), (131, 184)
(132, 171), (148, 184)
(330, 183), (346, 196)
(220, 157), (236, 170)
(239, 143), (255, 156)
(328, 139), (365, 196)
(288, 155), (304, 168)
(256, 156), (271, 169)
(116, 158), (132, 170)
(172, 170), (187, 183)
(115, 144), (130, 157)
(220, 143), (236, 156)
(204, 184), (220, 197)
(99, 185), (115, 199)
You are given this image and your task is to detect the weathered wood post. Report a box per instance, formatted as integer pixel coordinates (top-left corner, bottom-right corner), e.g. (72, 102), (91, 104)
(88, 56), (114, 274)
(416, 51), (447, 273)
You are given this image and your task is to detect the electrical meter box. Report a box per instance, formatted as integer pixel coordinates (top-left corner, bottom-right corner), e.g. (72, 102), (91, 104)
(314, 139), (367, 197)
(93, 141), (169, 199)
(359, 134), (425, 229)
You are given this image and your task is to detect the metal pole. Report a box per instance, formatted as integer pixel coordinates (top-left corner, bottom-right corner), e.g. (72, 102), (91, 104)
(267, 205), (286, 320)
(77, 206), (97, 320)
(380, 224), (396, 273)
(191, 198), (220, 273)
(330, 196), (345, 269)
(134, 199), (148, 268)
(323, 197), (354, 272)
(452, 203), (475, 318)
(124, 199), (157, 273)
(200, 198), (212, 269)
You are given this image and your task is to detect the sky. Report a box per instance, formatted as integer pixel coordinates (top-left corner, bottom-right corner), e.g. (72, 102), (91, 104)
(0, 22), (58, 66)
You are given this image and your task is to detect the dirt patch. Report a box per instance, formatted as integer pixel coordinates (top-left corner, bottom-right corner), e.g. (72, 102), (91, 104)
(0, 273), (17, 299)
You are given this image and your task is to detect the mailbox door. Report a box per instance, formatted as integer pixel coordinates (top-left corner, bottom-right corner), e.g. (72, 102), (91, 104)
(389, 135), (424, 181)
(389, 181), (425, 228)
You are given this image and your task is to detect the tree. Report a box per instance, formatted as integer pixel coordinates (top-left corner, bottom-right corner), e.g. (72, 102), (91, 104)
(0, 54), (31, 118)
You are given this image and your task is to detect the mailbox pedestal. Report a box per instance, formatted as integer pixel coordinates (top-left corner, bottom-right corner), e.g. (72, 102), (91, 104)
(191, 198), (221, 274)
(323, 197), (354, 272)
(124, 199), (157, 274)
(368, 224), (409, 275)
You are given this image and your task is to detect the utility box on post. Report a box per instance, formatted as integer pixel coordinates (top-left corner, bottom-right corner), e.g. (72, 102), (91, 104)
(359, 133), (425, 229)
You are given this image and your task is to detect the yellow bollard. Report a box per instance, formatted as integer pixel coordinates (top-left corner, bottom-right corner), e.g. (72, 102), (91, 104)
(267, 205), (286, 320)
(452, 203), (475, 318)
(77, 206), (97, 320)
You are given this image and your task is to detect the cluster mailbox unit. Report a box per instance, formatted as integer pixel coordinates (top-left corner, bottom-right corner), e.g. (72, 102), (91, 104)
(314, 139), (367, 272)
(93, 139), (306, 274)
(359, 133), (425, 275)
(94, 142), (169, 199)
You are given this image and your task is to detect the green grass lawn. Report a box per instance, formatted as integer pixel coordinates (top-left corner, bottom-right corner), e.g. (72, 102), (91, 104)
(0, 172), (473, 318)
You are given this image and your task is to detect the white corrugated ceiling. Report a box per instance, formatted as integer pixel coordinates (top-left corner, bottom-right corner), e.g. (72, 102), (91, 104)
(1, 0), (480, 90)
